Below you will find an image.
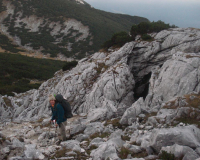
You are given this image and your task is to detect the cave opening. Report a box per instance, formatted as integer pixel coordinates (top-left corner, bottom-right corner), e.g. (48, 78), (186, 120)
(134, 72), (152, 100)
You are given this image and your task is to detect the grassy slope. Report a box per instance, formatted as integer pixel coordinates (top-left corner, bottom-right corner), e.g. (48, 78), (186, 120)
(0, 52), (66, 96)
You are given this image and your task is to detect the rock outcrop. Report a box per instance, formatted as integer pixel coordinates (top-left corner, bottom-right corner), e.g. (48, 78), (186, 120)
(1, 27), (200, 159)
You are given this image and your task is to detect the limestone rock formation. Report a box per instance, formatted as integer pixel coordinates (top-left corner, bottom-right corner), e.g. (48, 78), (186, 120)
(1, 27), (200, 159)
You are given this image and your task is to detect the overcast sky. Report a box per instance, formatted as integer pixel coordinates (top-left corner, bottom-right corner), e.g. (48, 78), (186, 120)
(84, 0), (200, 28)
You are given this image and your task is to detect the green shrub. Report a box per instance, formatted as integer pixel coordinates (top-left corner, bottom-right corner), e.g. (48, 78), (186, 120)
(62, 61), (78, 71)
(141, 34), (153, 41)
(159, 151), (175, 160)
(118, 147), (130, 159)
(101, 31), (131, 49)
(130, 20), (177, 39)
(102, 20), (176, 50)
(137, 22), (151, 34)
(104, 118), (123, 129)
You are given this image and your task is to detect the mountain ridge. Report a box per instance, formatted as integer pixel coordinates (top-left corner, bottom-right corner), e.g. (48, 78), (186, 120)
(0, 0), (148, 60)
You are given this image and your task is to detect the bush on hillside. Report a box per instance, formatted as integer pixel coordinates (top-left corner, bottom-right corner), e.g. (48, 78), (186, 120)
(62, 61), (78, 71)
(131, 20), (177, 39)
(101, 31), (131, 49)
(141, 34), (153, 41)
(101, 20), (177, 50)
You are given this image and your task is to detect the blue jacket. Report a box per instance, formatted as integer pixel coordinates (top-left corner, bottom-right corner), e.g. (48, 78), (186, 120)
(51, 103), (66, 125)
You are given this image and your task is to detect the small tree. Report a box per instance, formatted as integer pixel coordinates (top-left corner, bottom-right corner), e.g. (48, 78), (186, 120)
(62, 61), (78, 71)
(141, 34), (153, 41)
(137, 22), (151, 34)
(101, 31), (131, 50)
(111, 31), (131, 46)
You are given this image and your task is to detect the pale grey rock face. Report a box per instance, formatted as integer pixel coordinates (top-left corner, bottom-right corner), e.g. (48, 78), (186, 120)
(38, 132), (47, 141)
(25, 130), (36, 138)
(90, 142), (120, 160)
(160, 144), (198, 159)
(109, 129), (124, 139)
(90, 129), (125, 160)
(123, 143), (142, 154)
(0, 96), (14, 121)
(12, 138), (24, 148)
(150, 125), (200, 153)
(70, 124), (86, 135)
(9, 156), (24, 160)
(147, 52), (200, 107)
(81, 58), (135, 119)
(24, 144), (44, 160)
(120, 98), (147, 125)
(107, 136), (125, 149)
(61, 140), (81, 152)
(182, 152), (199, 160)
(75, 134), (89, 142)
(84, 122), (104, 136)
(86, 108), (109, 122)
(196, 147), (200, 156)
(89, 137), (104, 148)
(1, 147), (10, 154)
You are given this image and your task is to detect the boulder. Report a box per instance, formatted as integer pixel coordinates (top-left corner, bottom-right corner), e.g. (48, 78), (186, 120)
(120, 98), (147, 125)
(183, 151), (199, 160)
(84, 122), (104, 136)
(195, 147), (200, 156)
(75, 134), (89, 142)
(90, 130), (125, 160)
(160, 144), (198, 159)
(147, 52), (200, 108)
(1, 147), (10, 154)
(61, 140), (81, 153)
(38, 132), (47, 141)
(12, 138), (24, 148)
(90, 141), (120, 160)
(25, 130), (36, 138)
(123, 143), (142, 154)
(89, 137), (104, 148)
(24, 144), (44, 160)
(70, 124), (86, 135)
(86, 108), (109, 122)
(150, 125), (200, 153)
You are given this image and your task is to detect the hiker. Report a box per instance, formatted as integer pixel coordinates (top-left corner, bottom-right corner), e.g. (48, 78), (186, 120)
(49, 94), (67, 143)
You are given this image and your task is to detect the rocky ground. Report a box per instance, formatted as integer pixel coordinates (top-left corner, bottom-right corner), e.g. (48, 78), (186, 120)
(1, 28), (200, 159)
(1, 93), (200, 160)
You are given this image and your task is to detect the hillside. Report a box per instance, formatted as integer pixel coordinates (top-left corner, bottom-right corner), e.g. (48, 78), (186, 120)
(0, 0), (148, 59)
(0, 52), (67, 96)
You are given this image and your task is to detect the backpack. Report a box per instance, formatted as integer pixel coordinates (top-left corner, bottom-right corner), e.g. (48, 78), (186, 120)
(55, 94), (73, 119)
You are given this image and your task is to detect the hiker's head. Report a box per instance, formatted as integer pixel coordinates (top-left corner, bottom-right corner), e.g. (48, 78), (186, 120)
(48, 94), (56, 106)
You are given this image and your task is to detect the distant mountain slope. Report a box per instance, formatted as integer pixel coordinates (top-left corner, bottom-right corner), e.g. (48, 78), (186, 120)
(0, 0), (148, 59)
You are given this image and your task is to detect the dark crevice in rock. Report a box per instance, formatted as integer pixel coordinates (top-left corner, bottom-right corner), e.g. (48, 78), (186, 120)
(134, 72), (151, 100)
